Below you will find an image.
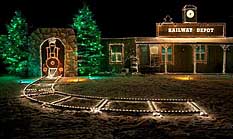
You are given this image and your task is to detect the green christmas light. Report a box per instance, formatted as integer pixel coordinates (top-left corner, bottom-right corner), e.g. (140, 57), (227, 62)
(1, 10), (29, 76)
(72, 6), (104, 76)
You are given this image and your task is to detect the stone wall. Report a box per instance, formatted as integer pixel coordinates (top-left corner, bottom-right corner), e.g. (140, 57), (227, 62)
(30, 28), (77, 77)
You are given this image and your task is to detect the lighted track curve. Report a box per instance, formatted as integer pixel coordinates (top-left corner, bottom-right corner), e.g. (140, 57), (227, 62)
(23, 76), (208, 116)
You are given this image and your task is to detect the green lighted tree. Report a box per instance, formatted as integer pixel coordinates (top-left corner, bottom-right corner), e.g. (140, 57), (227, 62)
(3, 10), (29, 76)
(72, 6), (103, 75)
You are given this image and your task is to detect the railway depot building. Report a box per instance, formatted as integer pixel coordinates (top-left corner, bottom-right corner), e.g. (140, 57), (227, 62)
(101, 5), (233, 74)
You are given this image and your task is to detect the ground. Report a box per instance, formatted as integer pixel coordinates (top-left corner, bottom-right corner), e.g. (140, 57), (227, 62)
(0, 74), (233, 138)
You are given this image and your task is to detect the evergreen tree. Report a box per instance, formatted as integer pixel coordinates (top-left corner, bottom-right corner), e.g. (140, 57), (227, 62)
(3, 10), (28, 76)
(72, 6), (103, 75)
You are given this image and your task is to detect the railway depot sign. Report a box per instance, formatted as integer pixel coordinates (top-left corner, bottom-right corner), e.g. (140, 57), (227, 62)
(156, 23), (226, 37)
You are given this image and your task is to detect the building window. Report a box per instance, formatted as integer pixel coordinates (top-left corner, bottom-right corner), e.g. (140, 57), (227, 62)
(150, 45), (159, 66)
(109, 43), (124, 64)
(161, 47), (173, 63)
(196, 45), (207, 63)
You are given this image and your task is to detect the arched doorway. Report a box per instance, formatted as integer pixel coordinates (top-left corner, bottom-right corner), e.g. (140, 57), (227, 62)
(40, 37), (65, 77)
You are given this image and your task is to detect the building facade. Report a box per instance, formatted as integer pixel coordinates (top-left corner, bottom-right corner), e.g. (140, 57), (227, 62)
(101, 5), (233, 74)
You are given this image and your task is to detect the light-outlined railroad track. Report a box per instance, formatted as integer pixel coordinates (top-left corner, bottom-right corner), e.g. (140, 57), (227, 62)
(23, 76), (208, 117)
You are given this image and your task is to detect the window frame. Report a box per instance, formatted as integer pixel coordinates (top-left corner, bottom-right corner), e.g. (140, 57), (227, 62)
(195, 45), (208, 64)
(109, 43), (124, 64)
(149, 45), (160, 66)
(160, 45), (174, 64)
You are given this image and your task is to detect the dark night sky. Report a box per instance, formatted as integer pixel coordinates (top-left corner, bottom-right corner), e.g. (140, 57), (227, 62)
(1, 0), (233, 37)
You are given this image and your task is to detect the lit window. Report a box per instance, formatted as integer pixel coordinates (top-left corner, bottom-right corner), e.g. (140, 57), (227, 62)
(161, 47), (173, 62)
(150, 46), (159, 66)
(109, 44), (124, 63)
(196, 45), (206, 62)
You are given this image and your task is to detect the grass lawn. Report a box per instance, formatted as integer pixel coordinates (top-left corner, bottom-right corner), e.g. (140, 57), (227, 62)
(1, 75), (233, 138)
(33, 94), (65, 103)
(56, 74), (233, 128)
(155, 102), (194, 111)
(61, 98), (99, 107)
(107, 101), (149, 110)
(0, 76), (24, 98)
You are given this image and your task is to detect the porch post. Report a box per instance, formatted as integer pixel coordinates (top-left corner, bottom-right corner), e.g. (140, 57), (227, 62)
(221, 45), (229, 74)
(192, 45), (197, 74)
(164, 46), (168, 74)
(136, 44), (140, 65)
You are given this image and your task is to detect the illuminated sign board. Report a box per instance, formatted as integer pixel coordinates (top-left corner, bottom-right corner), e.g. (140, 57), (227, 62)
(156, 23), (226, 37)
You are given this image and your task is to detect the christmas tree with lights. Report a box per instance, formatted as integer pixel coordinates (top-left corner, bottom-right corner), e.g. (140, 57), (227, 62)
(3, 10), (28, 76)
(73, 6), (103, 75)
